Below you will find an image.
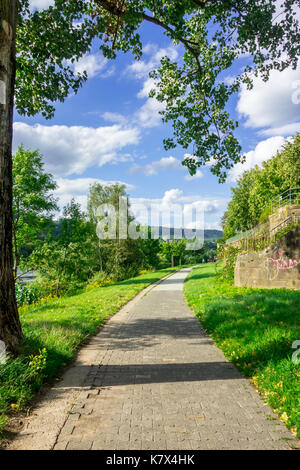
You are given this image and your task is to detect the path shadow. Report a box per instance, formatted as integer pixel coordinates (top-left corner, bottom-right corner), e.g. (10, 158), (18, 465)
(29, 316), (208, 352)
(93, 362), (241, 386)
(40, 361), (241, 393)
(185, 272), (215, 281)
(109, 276), (186, 288)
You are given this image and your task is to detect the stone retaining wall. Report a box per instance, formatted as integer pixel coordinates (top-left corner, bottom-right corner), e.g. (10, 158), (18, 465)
(234, 226), (300, 290)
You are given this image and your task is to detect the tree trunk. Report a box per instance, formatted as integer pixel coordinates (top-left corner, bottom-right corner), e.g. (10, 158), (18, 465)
(0, 0), (23, 351)
(171, 254), (174, 268)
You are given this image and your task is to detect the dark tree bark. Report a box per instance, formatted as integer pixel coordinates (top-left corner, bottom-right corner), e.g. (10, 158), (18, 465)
(0, 0), (23, 351)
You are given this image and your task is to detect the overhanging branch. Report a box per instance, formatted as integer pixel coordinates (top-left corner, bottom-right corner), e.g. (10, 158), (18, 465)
(92, 0), (203, 76)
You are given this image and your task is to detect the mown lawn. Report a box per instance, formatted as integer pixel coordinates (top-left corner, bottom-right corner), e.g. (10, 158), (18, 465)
(0, 266), (181, 434)
(184, 264), (300, 438)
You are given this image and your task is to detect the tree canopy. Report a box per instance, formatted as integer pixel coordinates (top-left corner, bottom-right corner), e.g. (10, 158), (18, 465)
(223, 134), (300, 238)
(17, 0), (300, 181)
(12, 145), (58, 277)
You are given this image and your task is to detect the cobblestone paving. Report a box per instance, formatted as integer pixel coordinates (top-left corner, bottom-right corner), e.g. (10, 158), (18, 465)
(51, 268), (299, 450)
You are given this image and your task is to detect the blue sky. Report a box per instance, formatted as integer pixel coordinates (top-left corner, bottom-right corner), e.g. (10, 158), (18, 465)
(13, 0), (300, 229)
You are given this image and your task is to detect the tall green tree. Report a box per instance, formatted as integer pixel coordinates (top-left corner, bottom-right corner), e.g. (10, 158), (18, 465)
(139, 227), (161, 269)
(160, 239), (187, 267)
(87, 182), (129, 271)
(88, 182), (142, 279)
(223, 169), (258, 238)
(12, 145), (57, 278)
(223, 134), (300, 239)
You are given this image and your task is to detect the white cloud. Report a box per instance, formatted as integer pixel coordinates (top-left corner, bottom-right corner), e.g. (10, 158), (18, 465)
(237, 66), (300, 133)
(54, 177), (135, 212)
(184, 170), (204, 181)
(73, 54), (109, 79)
(135, 76), (164, 128)
(100, 44), (179, 129)
(100, 76), (164, 128)
(129, 156), (182, 176)
(183, 199), (221, 216)
(259, 122), (300, 137)
(127, 44), (179, 79)
(137, 77), (157, 99)
(130, 190), (226, 230)
(228, 136), (287, 182)
(102, 112), (127, 125)
(29, 0), (54, 10)
(161, 189), (183, 207)
(13, 122), (140, 177)
(126, 44), (179, 129)
(135, 90), (164, 128)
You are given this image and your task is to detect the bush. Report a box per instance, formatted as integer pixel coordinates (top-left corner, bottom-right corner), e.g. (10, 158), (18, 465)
(0, 349), (47, 426)
(258, 206), (272, 224)
(15, 283), (39, 306)
(110, 264), (140, 282)
(157, 252), (170, 269)
(216, 240), (242, 283)
(86, 271), (107, 285)
(29, 276), (85, 299)
(84, 271), (112, 291)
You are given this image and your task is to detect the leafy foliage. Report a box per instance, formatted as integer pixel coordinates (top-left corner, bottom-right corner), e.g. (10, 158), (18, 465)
(12, 145), (58, 277)
(0, 348), (47, 432)
(31, 199), (97, 295)
(216, 240), (242, 282)
(184, 241), (217, 264)
(15, 283), (39, 306)
(16, 1), (300, 180)
(160, 238), (187, 265)
(87, 182), (143, 280)
(223, 134), (300, 238)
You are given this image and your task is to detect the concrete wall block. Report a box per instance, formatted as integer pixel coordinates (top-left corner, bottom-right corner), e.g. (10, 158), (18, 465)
(234, 226), (300, 291)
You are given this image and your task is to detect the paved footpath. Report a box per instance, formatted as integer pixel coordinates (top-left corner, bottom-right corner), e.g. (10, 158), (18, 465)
(10, 267), (299, 450)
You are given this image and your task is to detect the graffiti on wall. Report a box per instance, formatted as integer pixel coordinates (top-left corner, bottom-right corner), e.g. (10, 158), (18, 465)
(264, 248), (300, 280)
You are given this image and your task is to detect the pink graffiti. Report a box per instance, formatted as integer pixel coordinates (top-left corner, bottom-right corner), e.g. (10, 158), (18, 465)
(265, 249), (300, 280)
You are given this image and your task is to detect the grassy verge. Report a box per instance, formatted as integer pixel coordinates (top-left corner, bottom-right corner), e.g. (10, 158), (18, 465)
(0, 266), (183, 435)
(184, 264), (300, 438)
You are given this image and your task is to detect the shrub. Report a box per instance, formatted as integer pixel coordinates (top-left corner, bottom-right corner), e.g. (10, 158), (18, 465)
(0, 349), (47, 422)
(84, 271), (112, 291)
(15, 282), (39, 306)
(29, 276), (85, 299)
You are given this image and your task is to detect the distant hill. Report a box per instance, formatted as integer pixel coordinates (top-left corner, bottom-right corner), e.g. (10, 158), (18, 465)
(150, 227), (223, 242)
(203, 229), (223, 241)
(48, 221), (223, 243)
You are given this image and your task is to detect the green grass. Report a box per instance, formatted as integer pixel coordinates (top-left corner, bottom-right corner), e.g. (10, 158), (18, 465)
(184, 264), (300, 438)
(0, 266), (182, 435)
